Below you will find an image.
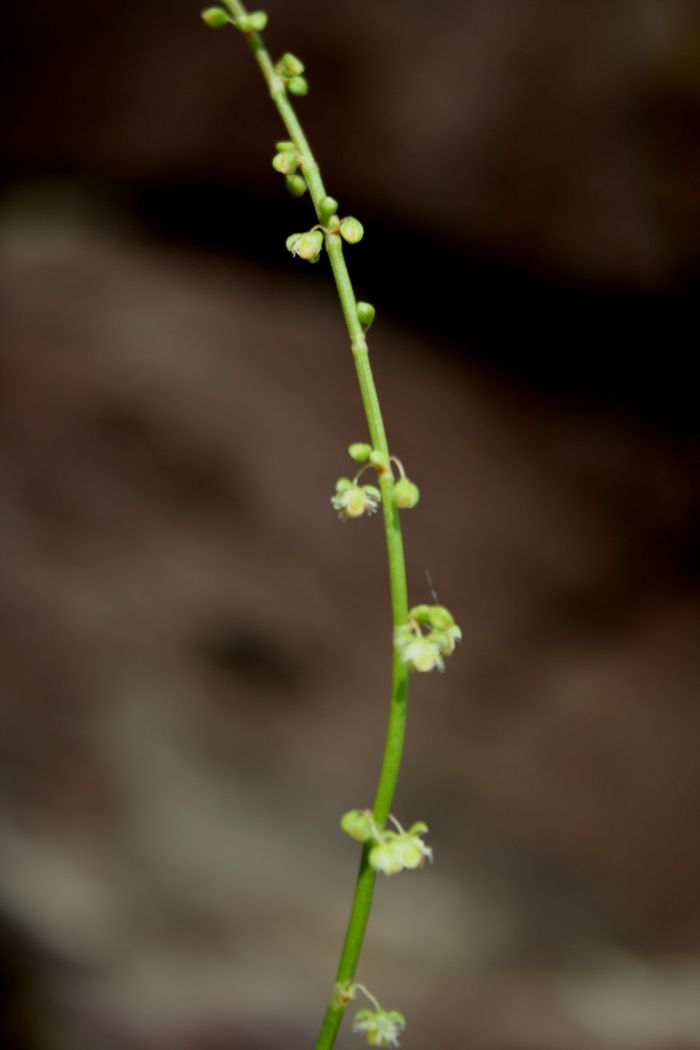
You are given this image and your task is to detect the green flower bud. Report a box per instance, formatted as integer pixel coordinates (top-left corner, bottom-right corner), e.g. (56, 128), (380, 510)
(247, 10), (268, 31)
(392, 478), (420, 509)
(276, 140), (295, 152)
(340, 217), (364, 244)
(356, 301), (375, 330)
(277, 52), (305, 77)
(285, 173), (307, 197)
(272, 149), (298, 174)
(287, 75), (309, 97)
(369, 450), (389, 471)
(348, 442), (372, 463)
(340, 809), (374, 843)
(201, 6), (231, 28)
(319, 196), (339, 223)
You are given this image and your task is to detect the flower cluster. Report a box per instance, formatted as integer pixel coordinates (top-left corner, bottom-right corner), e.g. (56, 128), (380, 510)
(394, 603), (461, 673)
(331, 478), (381, 520)
(275, 51), (308, 96)
(340, 810), (432, 876)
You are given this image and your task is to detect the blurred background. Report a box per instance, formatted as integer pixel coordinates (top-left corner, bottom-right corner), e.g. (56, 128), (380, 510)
(1, 1), (700, 1047)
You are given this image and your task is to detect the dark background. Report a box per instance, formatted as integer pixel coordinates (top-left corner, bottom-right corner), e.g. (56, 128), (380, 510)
(1, 1), (700, 1048)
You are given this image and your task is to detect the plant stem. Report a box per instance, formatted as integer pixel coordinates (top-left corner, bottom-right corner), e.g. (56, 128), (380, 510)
(218, 6), (411, 1047)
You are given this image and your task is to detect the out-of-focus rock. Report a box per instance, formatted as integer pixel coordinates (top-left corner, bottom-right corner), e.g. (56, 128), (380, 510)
(3, 0), (700, 284)
(1, 203), (699, 1047)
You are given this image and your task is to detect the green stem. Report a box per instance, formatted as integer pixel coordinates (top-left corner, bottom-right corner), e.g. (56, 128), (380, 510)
(217, 6), (411, 1047)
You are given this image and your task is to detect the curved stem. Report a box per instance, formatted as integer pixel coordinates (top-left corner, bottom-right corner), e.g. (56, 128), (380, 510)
(218, 6), (411, 1048)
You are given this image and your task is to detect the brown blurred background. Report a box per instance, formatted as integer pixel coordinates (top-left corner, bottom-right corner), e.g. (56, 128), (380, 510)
(1, 1), (700, 1048)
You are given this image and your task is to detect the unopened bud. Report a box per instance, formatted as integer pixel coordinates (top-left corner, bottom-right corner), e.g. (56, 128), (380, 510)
(201, 6), (230, 28)
(272, 149), (298, 174)
(285, 173), (307, 197)
(246, 10), (268, 31)
(348, 442), (372, 463)
(340, 217), (364, 244)
(319, 196), (339, 223)
(392, 478), (420, 509)
(356, 301), (375, 330)
(277, 52), (305, 77)
(287, 75), (309, 97)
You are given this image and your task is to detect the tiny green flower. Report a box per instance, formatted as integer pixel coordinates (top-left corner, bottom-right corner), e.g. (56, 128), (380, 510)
(272, 149), (298, 174)
(331, 480), (381, 519)
(356, 301), (376, 330)
(367, 838), (404, 876)
(287, 75), (309, 97)
(348, 442), (372, 463)
(396, 605), (461, 671)
(391, 825), (432, 870)
(246, 10), (268, 31)
(319, 196), (339, 223)
(340, 217), (364, 244)
(394, 625), (443, 672)
(286, 229), (323, 262)
(369, 450), (389, 471)
(367, 819), (432, 876)
(201, 6), (230, 28)
(353, 1008), (406, 1047)
(285, 173), (308, 197)
(340, 808), (375, 843)
(277, 52), (305, 77)
(392, 478), (419, 509)
(431, 623), (462, 656)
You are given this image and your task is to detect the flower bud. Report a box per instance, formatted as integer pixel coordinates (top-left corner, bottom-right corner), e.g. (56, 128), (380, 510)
(340, 217), (364, 244)
(201, 6), (230, 28)
(392, 478), (419, 509)
(246, 10), (268, 31)
(356, 301), (375, 330)
(340, 809), (374, 843)
(277, 52), (305, 77)
(276, 140), (295, 152)
(272, 149), (298, 174)
(319, 196), (339, 223)
(369, 450), (389, 471)
(348, 442), (372, 463)
(287, 75), (309, 97)
(285, 173), (307, 197)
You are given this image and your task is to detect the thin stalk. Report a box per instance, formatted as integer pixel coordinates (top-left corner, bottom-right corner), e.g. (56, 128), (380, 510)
(218, 6), (411, 1048)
